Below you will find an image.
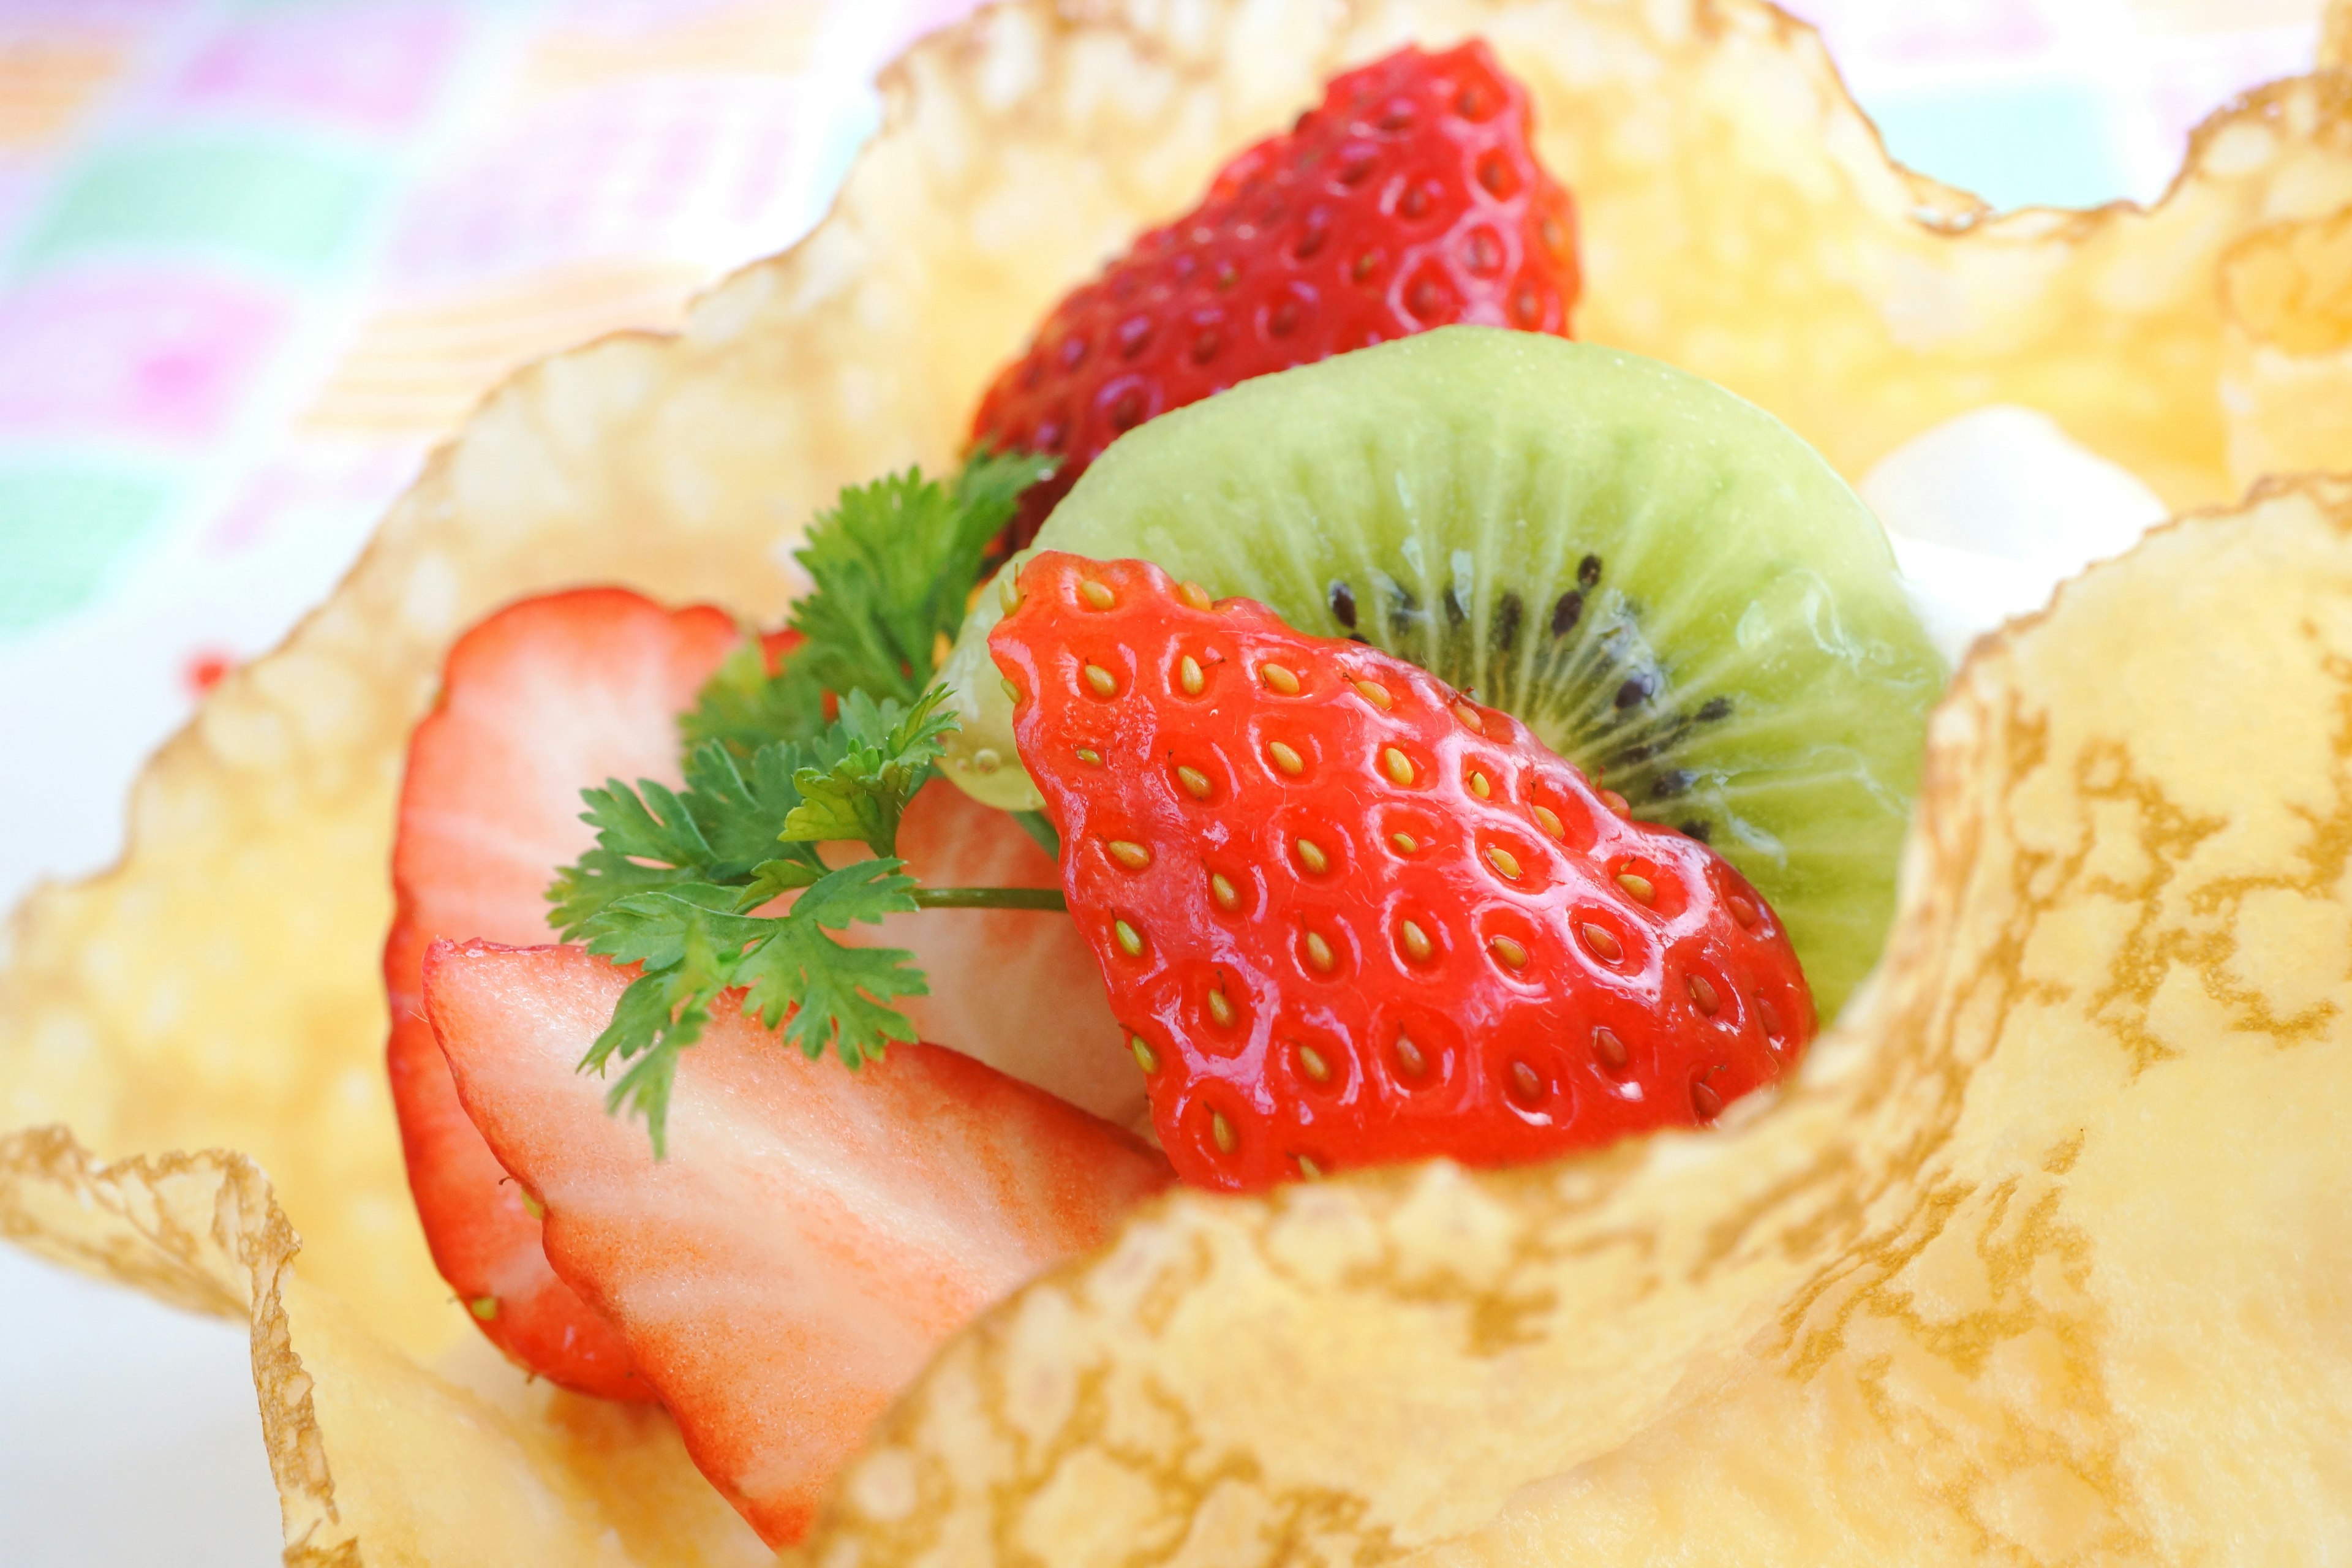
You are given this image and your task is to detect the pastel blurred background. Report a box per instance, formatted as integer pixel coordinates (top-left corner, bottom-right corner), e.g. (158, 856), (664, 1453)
(0, 0), (2331, 1562)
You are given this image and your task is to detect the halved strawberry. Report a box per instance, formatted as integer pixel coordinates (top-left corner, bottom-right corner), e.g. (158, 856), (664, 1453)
(387, 588), (737, 1398)
(973, 39), (1580, 541)
(424, 939), (1172, 1545)
(992, 554), (1817, 1193)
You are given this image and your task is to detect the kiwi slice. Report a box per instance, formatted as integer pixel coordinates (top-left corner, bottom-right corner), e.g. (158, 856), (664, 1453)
(938, 326), (1943, 1021)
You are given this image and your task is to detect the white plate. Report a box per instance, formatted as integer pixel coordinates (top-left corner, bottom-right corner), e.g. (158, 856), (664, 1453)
(0, 1246), (281, 1566)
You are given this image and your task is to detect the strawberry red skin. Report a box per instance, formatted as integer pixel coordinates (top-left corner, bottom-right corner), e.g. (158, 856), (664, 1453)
(971, 40), (1580, 543)
(387, 588), (743, 1398)
(992, 553), (1817, 1193)
(424, 940), (1173, 1547)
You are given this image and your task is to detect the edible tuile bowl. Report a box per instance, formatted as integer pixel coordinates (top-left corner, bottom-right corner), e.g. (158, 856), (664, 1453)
(10, 1), (2352, 1562)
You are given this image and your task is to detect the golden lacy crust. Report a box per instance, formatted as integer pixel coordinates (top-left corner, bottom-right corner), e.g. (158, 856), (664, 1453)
(5, 1), (2352, 1563)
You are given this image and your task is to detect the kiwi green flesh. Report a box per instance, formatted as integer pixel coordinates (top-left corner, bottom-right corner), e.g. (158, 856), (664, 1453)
(938, 327), (1945, 1022)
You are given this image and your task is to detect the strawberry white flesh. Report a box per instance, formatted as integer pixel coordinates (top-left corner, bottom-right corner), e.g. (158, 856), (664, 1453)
(425, 939), (1172, 1545)
(854, 778), (1147, 1126)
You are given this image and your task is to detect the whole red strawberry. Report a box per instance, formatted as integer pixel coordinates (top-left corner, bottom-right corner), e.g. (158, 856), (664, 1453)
(992, 553), (1814, 1193)
(972, 40), (1580, 544)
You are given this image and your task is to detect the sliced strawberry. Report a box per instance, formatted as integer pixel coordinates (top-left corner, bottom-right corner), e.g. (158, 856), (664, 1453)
(973, 39), (1580, 542)
(992, 554), (1817, 1193)
(391, 590), (1144, 1392)
(388, 587), (740, 1397)
(424, 939), (1172, 1546)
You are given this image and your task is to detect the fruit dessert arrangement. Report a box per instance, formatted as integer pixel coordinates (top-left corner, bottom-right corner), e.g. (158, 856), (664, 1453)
(378, 40), (1945, 1543)
(13, 2), (2352, 1564)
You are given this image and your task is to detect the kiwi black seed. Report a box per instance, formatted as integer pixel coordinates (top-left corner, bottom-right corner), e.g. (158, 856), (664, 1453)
(939, 328), (1945, 1021)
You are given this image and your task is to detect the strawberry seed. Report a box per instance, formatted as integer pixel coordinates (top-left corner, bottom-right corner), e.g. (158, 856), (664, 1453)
(1509, 1060), (1544, 1102)
(1400, 919), (1434, 962)
(1394, 1033), (1428, 1077)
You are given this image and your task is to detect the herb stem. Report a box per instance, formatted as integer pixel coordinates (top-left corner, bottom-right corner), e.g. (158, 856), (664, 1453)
(912, 886), (1068, 912)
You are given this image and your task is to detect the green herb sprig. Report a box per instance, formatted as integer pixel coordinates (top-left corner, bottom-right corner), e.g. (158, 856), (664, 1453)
(545, 451), (1057, 1153)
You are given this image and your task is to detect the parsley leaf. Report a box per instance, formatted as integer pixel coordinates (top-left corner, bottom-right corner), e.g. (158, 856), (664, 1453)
(679, 639), (827, 757)
(544, 453), (1065, 1154)
(545, 742), (822, 936)
(736, 859), (925, 1066)
(549, 690), (956, 1150)
(788, 452), (1050, 705)
(588, 968), (710, 1150)
(570, 865), (924, 1154)
(680, 450), (1050, 758)
(545, 778), (723, 935)
(680, 738), (819, 873)
(782, 688), (956, 854)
